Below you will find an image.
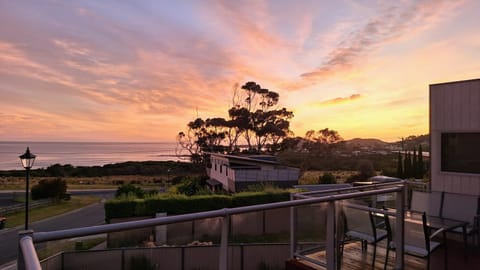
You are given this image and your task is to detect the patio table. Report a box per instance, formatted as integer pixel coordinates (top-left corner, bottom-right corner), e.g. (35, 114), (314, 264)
(405, 210), (469, 256)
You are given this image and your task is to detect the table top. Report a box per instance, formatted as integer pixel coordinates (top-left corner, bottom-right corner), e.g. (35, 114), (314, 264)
(404, 210), (468, 231)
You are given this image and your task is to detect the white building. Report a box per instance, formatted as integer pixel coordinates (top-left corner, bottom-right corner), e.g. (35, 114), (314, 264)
(430, 78), (480, 195)
(206, 153), (300, 192)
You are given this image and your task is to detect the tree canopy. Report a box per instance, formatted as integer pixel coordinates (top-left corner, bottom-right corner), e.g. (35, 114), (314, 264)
(177, 81), (294, 163)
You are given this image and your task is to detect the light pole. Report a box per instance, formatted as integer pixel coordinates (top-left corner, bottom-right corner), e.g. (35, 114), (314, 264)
(19, 147), (36, 230)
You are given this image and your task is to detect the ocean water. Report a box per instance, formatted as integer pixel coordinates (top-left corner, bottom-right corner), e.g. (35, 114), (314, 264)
(0, 142), (182, 170)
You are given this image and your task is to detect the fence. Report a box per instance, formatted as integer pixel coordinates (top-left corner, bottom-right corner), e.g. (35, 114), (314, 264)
(0, 199), (52, 216)
(19, 181), (406, 270)
(40, 243), (322, 270)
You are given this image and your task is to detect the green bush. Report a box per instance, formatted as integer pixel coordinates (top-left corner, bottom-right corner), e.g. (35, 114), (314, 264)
(115, 183), (145, 198)
(104, 199), (141, 222)
(31, 178), (67, 201)
(105, 190), (291, 222)
(319, 173), (336, 184)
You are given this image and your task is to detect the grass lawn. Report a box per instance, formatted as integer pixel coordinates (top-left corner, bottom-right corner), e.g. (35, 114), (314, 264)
(4, 196), (100, 228)
(37, 235), (106, 260)
(0, 175), (166, 190)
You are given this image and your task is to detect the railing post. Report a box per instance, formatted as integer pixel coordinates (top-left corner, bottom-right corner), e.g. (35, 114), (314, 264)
(395, 184), (405, 269)
(326, 201), (337, 270)
(17, 230), (33, 270)
(290, 193), (297, 259)
(18, 230), (41, 270)
(219, 213), (229, 270)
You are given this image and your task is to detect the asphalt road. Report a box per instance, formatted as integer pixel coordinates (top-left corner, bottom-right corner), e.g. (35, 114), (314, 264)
(0, 199), (106, 265)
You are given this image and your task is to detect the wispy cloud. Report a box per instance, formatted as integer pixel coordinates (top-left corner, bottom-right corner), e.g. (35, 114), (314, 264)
(316, 93), (363, 106)
(295, 1), (465, 86)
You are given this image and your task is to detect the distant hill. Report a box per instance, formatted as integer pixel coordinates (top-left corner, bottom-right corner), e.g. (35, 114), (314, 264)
(345, 138), (392, 150)
(395, 134), (430, 151)
(343, 134), (430, 151)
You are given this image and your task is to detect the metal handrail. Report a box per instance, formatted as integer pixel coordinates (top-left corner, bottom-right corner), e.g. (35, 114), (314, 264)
(19, 235), (41, 270)
(20, 182), (405, 270)
(33, 187), (401, 243)
(294, 180), (404, 198)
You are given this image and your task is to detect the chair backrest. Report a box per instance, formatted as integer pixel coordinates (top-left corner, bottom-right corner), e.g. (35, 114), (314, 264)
(410, 191), (442, 217)
(343, 205), (375, 237)
(441, 192), (479, 224)
(386, 211), (428, 250)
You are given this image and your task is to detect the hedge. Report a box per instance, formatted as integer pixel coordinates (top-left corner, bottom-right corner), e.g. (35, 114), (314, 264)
(105, 191), (290, 222)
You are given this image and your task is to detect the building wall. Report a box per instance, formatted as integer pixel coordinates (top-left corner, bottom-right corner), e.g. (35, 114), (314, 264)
(210, 155), (230, 190)
(430, 79), (480, 195)
(209, 154), (300, 192)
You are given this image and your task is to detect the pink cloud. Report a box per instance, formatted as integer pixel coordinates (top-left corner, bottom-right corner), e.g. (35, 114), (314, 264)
(317, 94), (363, 106)
(292, 1), (466, 87)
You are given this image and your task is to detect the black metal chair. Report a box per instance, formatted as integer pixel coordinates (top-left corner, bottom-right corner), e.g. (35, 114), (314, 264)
(340, 204), (388, 267)
(383, 211), (444, 270)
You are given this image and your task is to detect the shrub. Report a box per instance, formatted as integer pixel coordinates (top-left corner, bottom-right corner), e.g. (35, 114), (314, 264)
(176, 176), (203, 196)
(105, 190), (291, 221)
(319, 173), (336, 184)
(357, 159), (375, 180)
(115, 183), (145, 198)
(31, 178), (67, 201)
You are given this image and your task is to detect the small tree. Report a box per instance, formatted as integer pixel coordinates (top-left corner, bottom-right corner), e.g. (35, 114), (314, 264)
(319, 172), (337, 184)
(115, 183), (145, 198)
(357, 160), (375, 180)
(31, 178), (67, 201)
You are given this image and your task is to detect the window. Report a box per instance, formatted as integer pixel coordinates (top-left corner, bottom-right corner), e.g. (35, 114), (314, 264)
(441, 132), (480, 174)
(220, 165), (222, 173)
(215, 163), (217, 171)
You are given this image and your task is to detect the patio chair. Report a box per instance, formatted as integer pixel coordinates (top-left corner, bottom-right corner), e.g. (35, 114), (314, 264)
(341, 204), (388, 266)
(384, 211), (444, 270)
(441, 192), (480, 247)
(410, 191), (443, 217)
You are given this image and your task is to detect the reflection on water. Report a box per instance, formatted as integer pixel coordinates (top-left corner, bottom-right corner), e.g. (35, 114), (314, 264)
(0, 141), (181, 170)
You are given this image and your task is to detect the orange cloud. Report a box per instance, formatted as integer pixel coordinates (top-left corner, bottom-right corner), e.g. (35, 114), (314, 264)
(316, 94), (363, 106)
(294, 1), (466, 87)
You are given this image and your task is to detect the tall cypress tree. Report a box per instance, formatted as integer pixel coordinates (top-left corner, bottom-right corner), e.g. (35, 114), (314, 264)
(404, 152), (412, 178)
(418, 144), (424, 178)
(412, 148), (418, 179)
(397, 152), (404, 179)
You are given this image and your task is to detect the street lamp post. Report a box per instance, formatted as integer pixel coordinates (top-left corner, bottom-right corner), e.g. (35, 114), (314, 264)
(19, 147), (36, 230)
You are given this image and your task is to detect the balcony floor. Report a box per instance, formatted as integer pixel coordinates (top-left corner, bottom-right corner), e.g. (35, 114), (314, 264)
(288, 238), (480, 269)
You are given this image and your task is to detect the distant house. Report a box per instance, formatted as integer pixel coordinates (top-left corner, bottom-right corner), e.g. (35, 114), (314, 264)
(206, 153), (300, 192)
(430, 78), (480, 195)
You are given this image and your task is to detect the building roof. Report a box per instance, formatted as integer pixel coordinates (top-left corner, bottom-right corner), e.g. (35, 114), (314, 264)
(430, 78), (480, 87)
(208, 152), (279, 165)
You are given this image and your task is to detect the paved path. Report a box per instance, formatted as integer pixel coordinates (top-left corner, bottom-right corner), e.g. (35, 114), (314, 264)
(0, 201), (105, 266)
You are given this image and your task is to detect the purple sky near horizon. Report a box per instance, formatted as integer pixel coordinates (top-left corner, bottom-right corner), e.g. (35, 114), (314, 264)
(1, 0), (479, 142)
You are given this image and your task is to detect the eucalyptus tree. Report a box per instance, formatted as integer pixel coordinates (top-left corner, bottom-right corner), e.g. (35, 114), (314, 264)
(177, 81), (294, 162)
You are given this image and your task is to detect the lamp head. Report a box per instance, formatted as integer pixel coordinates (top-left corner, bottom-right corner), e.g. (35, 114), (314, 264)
(19, 147), (36, 169)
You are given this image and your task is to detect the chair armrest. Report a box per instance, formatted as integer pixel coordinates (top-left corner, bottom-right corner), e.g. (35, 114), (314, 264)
(430, 228), (445, 239)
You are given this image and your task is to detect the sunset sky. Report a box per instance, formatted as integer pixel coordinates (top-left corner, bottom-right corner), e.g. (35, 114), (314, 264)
(1, 0), (479, 143)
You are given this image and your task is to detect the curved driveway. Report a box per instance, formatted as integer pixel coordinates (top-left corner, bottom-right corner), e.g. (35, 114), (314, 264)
(0, 200), (105, 265)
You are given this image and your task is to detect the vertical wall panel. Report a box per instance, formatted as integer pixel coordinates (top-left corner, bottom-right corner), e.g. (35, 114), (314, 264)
(430, 79), (480, 196)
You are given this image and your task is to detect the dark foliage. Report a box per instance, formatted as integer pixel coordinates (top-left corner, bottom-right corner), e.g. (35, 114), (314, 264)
(115, 183), (145, 198)
(177, 81), (294, 163)
(319, 173), (336, 184)
(0, 161), (203, 178)
(105, 191), (290, 222)
(31, 178), (67, 201)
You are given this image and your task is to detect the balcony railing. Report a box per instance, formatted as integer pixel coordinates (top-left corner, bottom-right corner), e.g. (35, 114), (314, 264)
(18, 181), (405, 270)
